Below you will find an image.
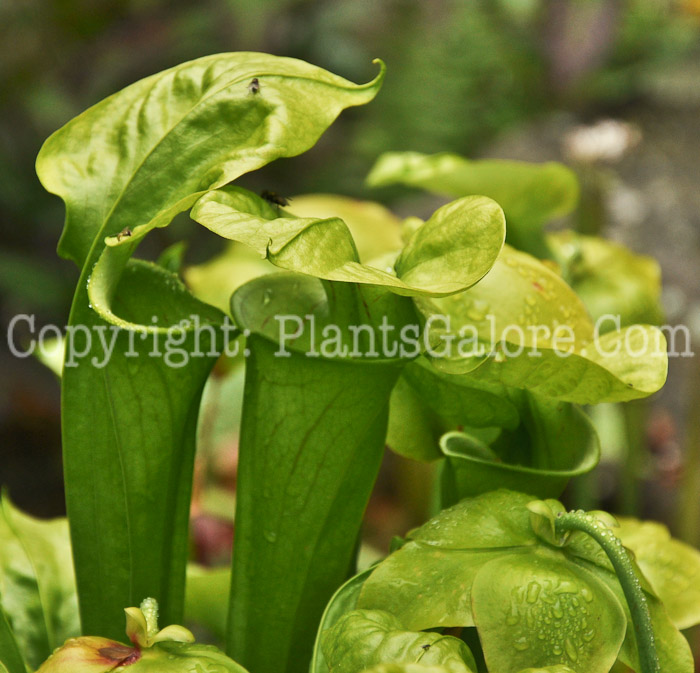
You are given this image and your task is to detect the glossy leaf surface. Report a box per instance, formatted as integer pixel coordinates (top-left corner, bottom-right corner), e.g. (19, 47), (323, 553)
(57, 261), (224, 638)
(471, 551), (625, 673)
(417, 246), (667, 403)
(311, 569), (374, 673)
(358, 491), (537, 630)
(192, 187), (505, 297)
(229, 266), (402, 671)
(228, 322), (402, 673)
(321, 610), (476, 673)
(183, 192), (404, 315)
(38, 53), (385, 268)
(287, 194), (404, 264)
(226, 225), (424, 673)
(357, 490), (693, 673)
(367, 152), (578, 257)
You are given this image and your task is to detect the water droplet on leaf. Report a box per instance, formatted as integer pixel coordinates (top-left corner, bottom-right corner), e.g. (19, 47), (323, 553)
(513, 637), (529, 651)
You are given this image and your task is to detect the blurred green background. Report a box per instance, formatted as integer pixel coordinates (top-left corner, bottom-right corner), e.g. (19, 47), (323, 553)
(2, 0), (700, 553)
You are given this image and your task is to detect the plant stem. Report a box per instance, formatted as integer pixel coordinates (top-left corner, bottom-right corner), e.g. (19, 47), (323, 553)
(554, 511), (660, 673)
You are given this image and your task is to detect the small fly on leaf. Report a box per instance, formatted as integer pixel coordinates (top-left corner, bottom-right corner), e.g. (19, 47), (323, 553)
(261, 190), (290, 213)
(248, 77), (260, 95)
(421, 644), (431, 651)
(116, 227), (132, 242)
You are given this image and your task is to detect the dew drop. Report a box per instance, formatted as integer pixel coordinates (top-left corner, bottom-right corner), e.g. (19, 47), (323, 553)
(526, 581), (541, 604)
(553, 645), (562, 655)
(565, 637), (578, 662)
(263, 530), (277, 543)
(513, 637), (529, 651)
